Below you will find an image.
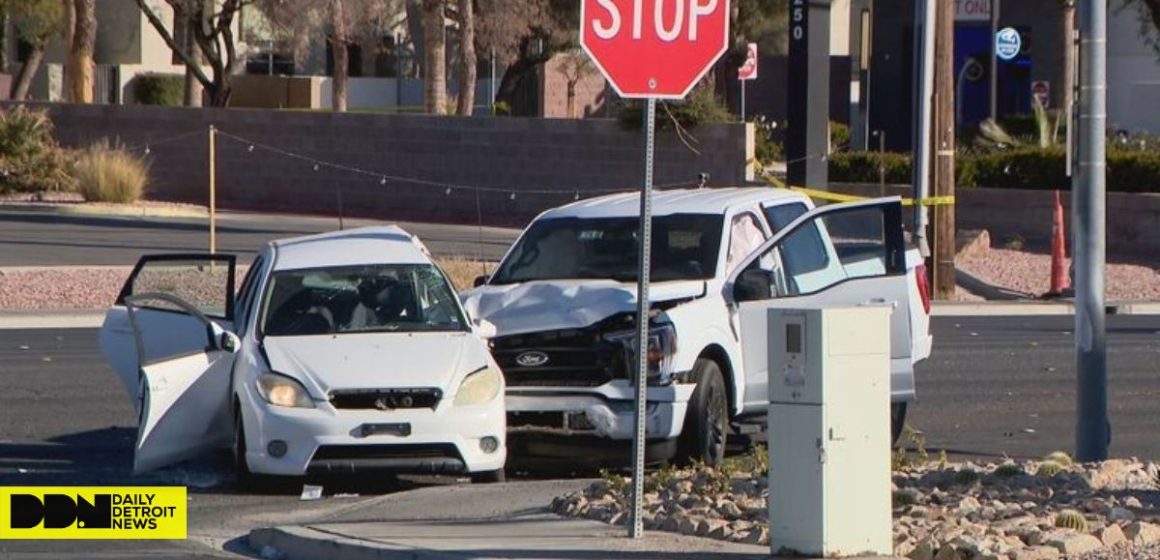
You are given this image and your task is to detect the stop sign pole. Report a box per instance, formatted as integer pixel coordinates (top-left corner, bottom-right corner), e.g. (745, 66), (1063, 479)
(580, 0), (729, 539)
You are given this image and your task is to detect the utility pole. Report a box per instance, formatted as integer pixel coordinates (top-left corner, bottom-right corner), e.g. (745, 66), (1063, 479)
(932, 0), (955, 299)
(912, 0), (936, 258)
(1074, 0), (1108, 462)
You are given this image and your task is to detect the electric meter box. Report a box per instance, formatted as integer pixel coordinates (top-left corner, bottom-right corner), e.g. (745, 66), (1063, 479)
(767, 305), (892, 557)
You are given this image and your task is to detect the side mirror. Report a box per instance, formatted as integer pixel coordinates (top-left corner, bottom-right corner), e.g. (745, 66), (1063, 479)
(210, 322), (241, 353)
(473, 318), (498, 339)
(219, 332), (241, 353)
(473, 275), (489, 288)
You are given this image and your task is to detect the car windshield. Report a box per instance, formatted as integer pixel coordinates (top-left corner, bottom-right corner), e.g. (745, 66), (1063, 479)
(489, 214), (724, 284)
(260, 264), (466, 336)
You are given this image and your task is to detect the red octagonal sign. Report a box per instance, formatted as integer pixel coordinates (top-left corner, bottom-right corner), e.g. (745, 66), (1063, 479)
(581, 0), (730, 99)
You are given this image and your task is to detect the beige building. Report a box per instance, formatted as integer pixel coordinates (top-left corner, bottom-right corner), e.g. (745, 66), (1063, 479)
(7, 0), (248, 103)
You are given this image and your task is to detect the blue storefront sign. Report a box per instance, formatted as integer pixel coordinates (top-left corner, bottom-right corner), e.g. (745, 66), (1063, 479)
(995, 27), (1022, 61)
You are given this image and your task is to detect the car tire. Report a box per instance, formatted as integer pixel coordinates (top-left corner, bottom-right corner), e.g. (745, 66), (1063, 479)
(233, 405), (257, 487)
(469, 469), (506, 483)
(677, 359), (728, 467)
(891, 402), (908, 446)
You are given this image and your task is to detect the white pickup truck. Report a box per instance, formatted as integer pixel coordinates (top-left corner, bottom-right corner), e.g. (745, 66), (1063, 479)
(461, 188), (932, 466)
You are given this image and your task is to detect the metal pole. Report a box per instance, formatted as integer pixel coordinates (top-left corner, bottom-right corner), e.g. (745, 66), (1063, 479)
(629, 98), (656, 539)
(741, 80), (746, 122)
(208, 125), (216, 255)
(1074, 0), (1108, 462)
(989, 0), (1000, 121)
(912, 0), (935, 258)
(490, 47), (496, 112)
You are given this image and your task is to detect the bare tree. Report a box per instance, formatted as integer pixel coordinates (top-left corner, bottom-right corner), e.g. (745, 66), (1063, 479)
(422, 0), (446, 114)
(134, 0), (250, 107)
(555, 50), (596, 119)
(5, 0), (68, 100)
(472, 0), (571, 113)
(452, 0), (474, 115)
(255, 0), (397, 112)
(64, 0), (96, 103)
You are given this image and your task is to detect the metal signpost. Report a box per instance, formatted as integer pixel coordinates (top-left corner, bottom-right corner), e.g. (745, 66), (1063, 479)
(579, 0), (729, 539)
(738, 42), (758, 121)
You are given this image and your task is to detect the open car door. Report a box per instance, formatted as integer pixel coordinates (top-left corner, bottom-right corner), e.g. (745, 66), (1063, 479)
(125, 292), (238, 474)
(99, 254), (236, 407)
(726, 198), (911, 409)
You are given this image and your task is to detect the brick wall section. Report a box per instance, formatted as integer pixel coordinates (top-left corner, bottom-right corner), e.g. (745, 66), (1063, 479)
(23, 103), (753, 226)
(832, 183), (1160, 256)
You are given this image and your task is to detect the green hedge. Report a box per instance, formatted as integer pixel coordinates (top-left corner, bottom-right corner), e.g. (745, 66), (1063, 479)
(133, 74), (184, 106)
(829, 148), (1160, 192)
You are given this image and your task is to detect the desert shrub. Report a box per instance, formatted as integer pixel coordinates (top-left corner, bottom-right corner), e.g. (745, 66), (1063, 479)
(828, 151), (912, 184)
(753, 115), (783, 164)
(1043, 451), (1074, 467)
(133, 74), (184, 106)
(993, 463), (1024, 477)
(1036, 460), (1064, 477)
(829, 121), (851, 150)
(954, 468), (980, 486)
(74, 141), (150, 203)
(0, 107), (76, 194)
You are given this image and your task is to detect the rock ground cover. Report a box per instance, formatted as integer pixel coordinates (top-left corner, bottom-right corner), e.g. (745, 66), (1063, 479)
(550, 446), (1160, 560)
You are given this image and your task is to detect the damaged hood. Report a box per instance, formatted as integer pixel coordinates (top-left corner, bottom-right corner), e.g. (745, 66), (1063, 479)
(262, 332), (489, 394)
(461, 279), (705, 336)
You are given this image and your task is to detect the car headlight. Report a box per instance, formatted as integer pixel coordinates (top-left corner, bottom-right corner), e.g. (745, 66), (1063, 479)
(606, 323), (679, 385)
(454, 366), (502, 406)
(257, 372), (315, 408)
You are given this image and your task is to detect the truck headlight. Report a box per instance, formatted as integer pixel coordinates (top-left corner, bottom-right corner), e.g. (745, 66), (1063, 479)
(606, 323), (678, 385)
(257, 372), (315, 408)
(455, 366), (502, 405)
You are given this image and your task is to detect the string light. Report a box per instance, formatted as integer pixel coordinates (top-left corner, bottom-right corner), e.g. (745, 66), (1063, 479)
(445, 187), (452, 195)
(312, 164), (320, 172)
(509, 192), (516, 200)
(143, 146), (151, 155)
(248, 145), (255, 152)
(380, 176), (387, 185)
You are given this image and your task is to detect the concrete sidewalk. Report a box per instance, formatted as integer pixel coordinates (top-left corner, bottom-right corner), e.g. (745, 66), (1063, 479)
(247, 513), (894, 560)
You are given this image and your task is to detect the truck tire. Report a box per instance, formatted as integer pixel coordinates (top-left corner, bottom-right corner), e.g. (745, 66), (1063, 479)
(891, 402), (908, 446)
(470, 469), (506, 483)
(677, 359), (728, 466)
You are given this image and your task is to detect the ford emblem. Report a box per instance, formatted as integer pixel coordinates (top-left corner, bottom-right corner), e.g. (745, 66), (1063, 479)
(515, 351), (550, 367)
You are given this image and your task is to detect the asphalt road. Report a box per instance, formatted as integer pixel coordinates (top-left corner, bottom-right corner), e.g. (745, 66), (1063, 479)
(0, 209), (521, 266)
(1, 316), (1158, 557)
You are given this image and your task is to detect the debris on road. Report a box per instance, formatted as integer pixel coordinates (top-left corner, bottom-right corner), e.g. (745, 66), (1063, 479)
(300, 485), (323, 501)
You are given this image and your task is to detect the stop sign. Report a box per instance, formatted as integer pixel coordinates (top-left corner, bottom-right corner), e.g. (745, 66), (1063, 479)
(581, 0), (730, 99)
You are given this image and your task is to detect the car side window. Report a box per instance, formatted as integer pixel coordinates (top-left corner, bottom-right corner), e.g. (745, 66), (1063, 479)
(725, 212), (767, 276)
(233, 256), (265, 334)
(733, 219), (846, 302)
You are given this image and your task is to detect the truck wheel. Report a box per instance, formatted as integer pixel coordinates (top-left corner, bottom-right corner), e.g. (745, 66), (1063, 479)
(891, 403), (908, 446)
(677, 359), (728, 467)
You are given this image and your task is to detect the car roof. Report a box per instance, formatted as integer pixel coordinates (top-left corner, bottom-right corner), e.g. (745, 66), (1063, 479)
(538, 187), (807, 220)
(269, 225), (432, 271)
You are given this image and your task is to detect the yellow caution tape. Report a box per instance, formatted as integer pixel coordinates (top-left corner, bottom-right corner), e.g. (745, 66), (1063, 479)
(749, 158), (956, 207)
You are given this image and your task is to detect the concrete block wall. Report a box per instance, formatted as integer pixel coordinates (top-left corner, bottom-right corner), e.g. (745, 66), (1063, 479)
(26, 103), (753, 226)
(832, 183), (1160, 256)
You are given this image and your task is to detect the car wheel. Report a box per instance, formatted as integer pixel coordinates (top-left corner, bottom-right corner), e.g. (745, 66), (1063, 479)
(677, 359), (728, 467)
(891, 402), (908, 446)
(469, 469), (506, 483)
(233, 404), (256, 487)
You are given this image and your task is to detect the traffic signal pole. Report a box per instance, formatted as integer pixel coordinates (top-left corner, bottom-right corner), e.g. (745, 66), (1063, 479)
(1074, 0), (1108, 462)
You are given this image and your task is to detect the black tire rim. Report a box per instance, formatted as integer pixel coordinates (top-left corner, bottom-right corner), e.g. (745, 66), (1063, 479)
(707, 381), (727, 463)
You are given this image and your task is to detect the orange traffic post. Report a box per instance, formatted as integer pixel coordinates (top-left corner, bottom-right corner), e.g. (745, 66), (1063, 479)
(1049, 189), (1069, 295)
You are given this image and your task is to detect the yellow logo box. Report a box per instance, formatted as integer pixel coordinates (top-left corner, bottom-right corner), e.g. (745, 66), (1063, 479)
(0, 487), (186, 540)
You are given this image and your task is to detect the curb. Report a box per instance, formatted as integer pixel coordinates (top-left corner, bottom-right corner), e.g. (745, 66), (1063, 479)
(0, 310), (105, 329)
(248, 526), (471, 560)
(0, 202), (208, 220)
(932, 301), (1160, 317)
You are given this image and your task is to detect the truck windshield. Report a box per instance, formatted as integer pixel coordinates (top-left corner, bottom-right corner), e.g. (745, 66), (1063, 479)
(489, 214), (724, 284)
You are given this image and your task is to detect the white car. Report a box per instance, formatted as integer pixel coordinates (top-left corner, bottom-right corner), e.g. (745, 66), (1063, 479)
(99, 226), (507, 483)
(462, 188), (932, 466)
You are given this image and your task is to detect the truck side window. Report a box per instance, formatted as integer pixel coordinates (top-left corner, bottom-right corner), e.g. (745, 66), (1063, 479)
(777, 221), (846, 294)
(764, 202), (809, 233)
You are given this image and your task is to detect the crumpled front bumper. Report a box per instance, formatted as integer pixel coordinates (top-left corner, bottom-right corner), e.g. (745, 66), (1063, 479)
(505, 379), (696, 441)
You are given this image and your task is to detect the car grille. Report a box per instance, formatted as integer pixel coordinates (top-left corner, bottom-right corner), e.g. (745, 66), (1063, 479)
(329, 388), (443, 410)
(311, 443), (460, 461)
(491, 328), (626, 387)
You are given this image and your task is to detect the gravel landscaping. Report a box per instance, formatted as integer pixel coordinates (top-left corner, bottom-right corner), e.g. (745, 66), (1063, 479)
(958, 248), (1160, 301)
(550, 451), (1160, 559)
